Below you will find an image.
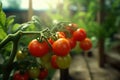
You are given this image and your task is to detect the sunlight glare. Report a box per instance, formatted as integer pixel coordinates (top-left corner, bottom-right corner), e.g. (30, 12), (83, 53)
(20, 0), (64, 10)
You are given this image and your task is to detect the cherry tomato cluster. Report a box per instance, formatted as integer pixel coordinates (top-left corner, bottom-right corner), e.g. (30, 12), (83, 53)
(15, 23), (92, 80)
(13, 23), (92, 80)
(28, 23), (92, 70)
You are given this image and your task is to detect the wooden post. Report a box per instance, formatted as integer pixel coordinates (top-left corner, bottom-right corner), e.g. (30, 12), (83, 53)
(97, 0), (106, 68)
(60, 68), (70, 80)
(28, 0), (33, 20)
(98, 39), (105, 67)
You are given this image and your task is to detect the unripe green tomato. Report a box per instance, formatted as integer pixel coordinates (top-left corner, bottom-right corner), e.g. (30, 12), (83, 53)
(16, 50), (26, 60)
(28, 67), (40, 78)
(41, 62), (52, 69)
(40, 53), (51, 63)
(56, 54), (71, 69)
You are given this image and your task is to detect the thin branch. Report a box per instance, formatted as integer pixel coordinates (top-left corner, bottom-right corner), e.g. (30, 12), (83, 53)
(0, 34), (13, 49)
(21, 31), (40, 35)
(0, 31), (41, 49)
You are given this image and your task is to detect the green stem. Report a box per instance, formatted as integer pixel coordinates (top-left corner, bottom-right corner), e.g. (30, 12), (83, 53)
(3, 41), (19, 80)
(21, 31), (41, 35)
(2, 31), (21, 80)
(0, 31), (41, 49)
(0, 34), (13, 49)
(0, 30), (20, 49)
(43, 37), (53, 50)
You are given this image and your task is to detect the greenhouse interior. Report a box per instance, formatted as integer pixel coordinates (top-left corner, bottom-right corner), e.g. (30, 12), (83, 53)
(0, 0), (120, 80)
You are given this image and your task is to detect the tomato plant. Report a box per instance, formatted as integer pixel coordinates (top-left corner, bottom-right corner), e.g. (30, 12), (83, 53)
(0, 5), (92, 79)
(52, 38), (71, 56)
(79, 38), (92, 51)
(28, 39), (49, 57)
(73, 28), (87, 41)
(13, 71), (29, 80)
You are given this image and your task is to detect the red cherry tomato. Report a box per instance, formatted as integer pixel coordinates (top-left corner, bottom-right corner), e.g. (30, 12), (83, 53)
(28, 39), (49, 57)
(51, 55), (59, 69)
(79, 38), (92, 51)
(73, 28), (86, 41)
(38, 69), (48, 80)
(52, 38), (71, 56)
(56, 32), (66, 38)
(67, 37), (76, 49)
(13, 71), (29, 80)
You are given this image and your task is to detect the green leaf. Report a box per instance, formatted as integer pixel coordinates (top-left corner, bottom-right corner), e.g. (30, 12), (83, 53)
(26, 23), (36, 31)
(32, 16), (41, 23)
(0, 10), (6, 29)
(11, 23), (21, 33)
(6, 15), (15, 28)
(0, 28), (7, 40)
(0, 2), (2, 12)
